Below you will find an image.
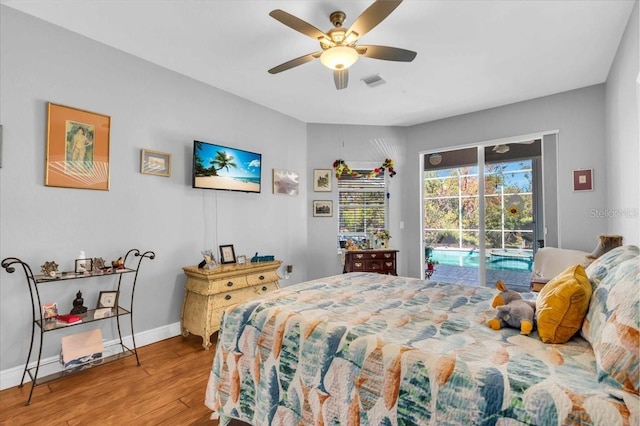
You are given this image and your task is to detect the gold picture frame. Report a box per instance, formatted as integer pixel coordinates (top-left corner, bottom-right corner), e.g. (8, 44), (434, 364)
(313, 169), (332, 192)
(141, 149), (171, 177)
(45, 103), (111, 190)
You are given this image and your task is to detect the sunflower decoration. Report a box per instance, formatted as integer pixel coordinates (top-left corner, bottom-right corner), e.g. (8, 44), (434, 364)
(506, 194), (524, 217)
(333, 158), (397, 179)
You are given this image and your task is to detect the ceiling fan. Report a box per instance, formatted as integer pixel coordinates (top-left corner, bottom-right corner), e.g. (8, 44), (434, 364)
(268, 0), (417, 90)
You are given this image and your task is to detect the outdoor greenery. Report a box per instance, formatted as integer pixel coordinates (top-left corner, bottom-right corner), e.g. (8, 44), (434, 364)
(424, 162), (534, 249)
(194, 145), (238, 177)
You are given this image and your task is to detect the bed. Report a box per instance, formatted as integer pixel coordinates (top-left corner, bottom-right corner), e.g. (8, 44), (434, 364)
(205, 261), (638, 425)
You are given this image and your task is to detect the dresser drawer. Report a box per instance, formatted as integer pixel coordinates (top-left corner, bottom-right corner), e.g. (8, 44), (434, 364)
(252, 281), (279, 295)
(186, 276), (249, 295)
(213, 286), (255, 308)
(246, 270), (279, 286)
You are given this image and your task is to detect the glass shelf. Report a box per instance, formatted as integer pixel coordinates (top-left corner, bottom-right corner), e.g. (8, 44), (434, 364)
(37, 306), (131, 331)
(34, 268), (135, 284)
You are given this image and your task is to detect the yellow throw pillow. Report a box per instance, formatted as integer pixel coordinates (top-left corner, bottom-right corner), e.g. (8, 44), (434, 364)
(535, 264), (592, 343)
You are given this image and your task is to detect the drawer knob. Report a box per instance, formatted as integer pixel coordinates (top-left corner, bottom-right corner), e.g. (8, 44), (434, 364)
(226, 281), (234, 287)
(371, 254), (377, 258)
(225, 295), (232, 300)
(262, 286), (268, 291)
(356, 254), (363, 259)
(259, 275), (265, 280)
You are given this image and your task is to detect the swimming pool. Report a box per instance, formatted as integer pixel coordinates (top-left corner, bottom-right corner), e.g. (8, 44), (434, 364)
(430, 248), (533, 272)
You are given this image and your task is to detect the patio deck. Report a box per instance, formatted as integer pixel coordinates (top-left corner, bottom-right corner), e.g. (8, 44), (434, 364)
(427, 264), (532, 292)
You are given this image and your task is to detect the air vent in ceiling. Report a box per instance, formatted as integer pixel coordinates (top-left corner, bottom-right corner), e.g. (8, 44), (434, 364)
(361, 74), (386, 88)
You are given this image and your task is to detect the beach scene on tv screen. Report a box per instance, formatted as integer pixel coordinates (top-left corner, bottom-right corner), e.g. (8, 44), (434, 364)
(193, 142), (261, 192)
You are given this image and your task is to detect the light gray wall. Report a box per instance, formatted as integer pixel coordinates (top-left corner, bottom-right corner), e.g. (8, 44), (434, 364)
(605, 0), (640, 246)
(403, 85), (608, 278)
(306, 124), (408, 279)
(1, 2), (638, 383)
(0, 7), (308, 372)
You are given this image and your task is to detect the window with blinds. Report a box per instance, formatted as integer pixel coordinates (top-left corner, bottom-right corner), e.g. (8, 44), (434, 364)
(338, 171), (387, 240)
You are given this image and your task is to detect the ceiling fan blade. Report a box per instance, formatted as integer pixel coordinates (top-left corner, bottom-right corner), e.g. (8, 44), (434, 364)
(269, 9), (330, 43)
(346, 0), (403, 40)
(268, 52), (322, 74)
(358, 45), (417, 62)
(334, 69), (348, 90)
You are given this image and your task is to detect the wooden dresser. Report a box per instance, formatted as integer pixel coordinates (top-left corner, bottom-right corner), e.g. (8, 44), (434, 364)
(181, 260), (281, 349)
(343, 249), (398, 275)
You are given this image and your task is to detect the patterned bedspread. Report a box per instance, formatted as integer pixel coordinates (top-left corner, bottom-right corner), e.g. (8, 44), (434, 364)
(205, 273), (634, 425)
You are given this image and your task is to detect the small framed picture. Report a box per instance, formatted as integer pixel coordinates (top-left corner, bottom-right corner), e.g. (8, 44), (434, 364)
(41, 302), (59, 320)
(75, 258), (93, 274)
(573, 169), (593, 191)
(236, 255), (247, 265)
(273, 168), (300, 195)
(313, 200), (333, 217)
(94, 307), (112, 319)
(97, 291), (119, 309)
(313, 169), (332, 192)
(141, 149), (171, 177)
(219, 244), (236, 264)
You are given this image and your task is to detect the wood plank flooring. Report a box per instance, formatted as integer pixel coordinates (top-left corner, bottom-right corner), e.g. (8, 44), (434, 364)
(0, 334), (245, 425)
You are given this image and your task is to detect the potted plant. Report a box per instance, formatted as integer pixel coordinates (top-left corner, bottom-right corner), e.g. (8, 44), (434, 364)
(375, 230), (391, 248)
(426, 257), (438, 271)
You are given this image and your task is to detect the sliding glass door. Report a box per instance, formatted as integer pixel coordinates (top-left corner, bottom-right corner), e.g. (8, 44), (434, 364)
(422, 140), (544, 289)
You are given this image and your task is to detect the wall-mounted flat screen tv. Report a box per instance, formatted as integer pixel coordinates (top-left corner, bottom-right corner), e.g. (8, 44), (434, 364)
(192, 140), (262, 193)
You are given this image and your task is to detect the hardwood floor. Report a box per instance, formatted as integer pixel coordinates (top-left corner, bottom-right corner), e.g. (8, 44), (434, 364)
(0, 334), (244, 425)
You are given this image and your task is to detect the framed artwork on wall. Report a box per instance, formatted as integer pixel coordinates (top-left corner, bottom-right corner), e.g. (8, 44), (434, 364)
(313, 169), (332, 192)
(273, 169), (299, 195)
(313, 200), (333, 217)
(45, 103), (111, 190)
(573, 169), (593, 191)
(141, 149), (171, 177)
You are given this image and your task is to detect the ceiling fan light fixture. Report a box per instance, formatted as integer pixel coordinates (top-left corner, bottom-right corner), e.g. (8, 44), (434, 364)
(492, 144), (510, 154)
(320, 46), (359, 70)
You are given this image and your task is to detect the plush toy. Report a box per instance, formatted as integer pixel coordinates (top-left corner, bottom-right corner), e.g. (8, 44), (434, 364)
(487, 280), (535, 335)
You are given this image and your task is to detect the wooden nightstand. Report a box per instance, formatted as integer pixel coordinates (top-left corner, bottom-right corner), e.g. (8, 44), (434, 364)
(343, 249), (398, 275)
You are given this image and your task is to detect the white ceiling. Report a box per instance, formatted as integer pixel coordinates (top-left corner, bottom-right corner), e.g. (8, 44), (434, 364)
(2, 0), (635, 126)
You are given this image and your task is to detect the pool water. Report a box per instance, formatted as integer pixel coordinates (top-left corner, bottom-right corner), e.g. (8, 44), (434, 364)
(430, 249), (533, 272)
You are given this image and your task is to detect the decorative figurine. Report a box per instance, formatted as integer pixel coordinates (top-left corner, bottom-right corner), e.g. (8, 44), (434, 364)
(70, 290), (88, 314)
(93, 257), (106, 274)
(111, 257), (125, 270)
(40, 261), (59, 277)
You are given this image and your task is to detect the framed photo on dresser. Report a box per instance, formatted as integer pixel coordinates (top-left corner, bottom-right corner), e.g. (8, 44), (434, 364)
(219, 245), (236, 264)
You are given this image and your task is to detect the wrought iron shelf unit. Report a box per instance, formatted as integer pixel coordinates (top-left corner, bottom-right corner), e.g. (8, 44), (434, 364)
(1, 249), (155, 405)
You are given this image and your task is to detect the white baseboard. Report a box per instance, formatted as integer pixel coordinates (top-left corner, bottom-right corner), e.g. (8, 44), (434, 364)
(0, 321), (181, 391)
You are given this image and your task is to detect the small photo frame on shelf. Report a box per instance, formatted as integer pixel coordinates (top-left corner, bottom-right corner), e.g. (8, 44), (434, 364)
(94, 307), (112, 319)
(45, 103), (111, 191)
(41, 302), (58, 320)
(272, 169), (299, 195)
(573, 169), (593, 191)
(75, 258), (93, 274)
(236, 255), (247, 265)
(141, 149), (171, 177)
(219, 245), (236, 264)
(313, 169), (332, 192)
(96, 291), (118, 309)
(313, 200), (333, 217)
